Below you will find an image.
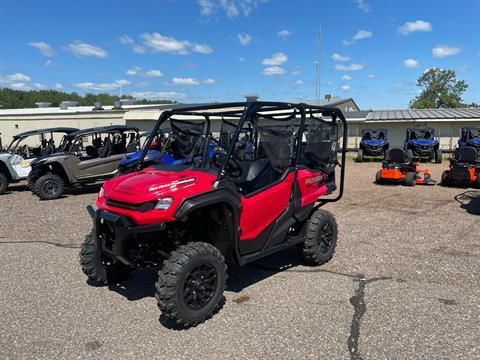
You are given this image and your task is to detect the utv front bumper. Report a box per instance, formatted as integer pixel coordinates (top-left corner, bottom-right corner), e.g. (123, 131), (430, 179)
(362, 145), (385, 156)
(87, 205), (166, 266)
(412, 147), (434, 158)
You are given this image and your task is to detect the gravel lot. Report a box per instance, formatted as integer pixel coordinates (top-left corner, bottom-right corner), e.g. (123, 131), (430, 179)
(0, 161), (479, 359)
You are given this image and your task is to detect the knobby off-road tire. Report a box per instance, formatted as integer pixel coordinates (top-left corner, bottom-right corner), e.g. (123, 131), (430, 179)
(155, 242), (227, 328)
(27, 168), (41, 191)
(79, 228), (131, 285)
(405, 172), (416, 186)
(302, 209), (338, 266)
(33, 173), (65, 200)
(0, 172), (9, 195)
(375, 170), (383, 184)
(356, 149), (363, 163)
(435, 149), (443, 164)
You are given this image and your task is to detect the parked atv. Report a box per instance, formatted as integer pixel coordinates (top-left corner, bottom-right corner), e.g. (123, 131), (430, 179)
(0, 127), (78, 194)
(80, 102), (347, 328)
(356, 128), (389, 162)
(404, 127), (442, 163)
(29, 125), (139, 200)
(376, 148), (435, 186)
(442, 146), (480, 187)
(458, 126), (480, 152)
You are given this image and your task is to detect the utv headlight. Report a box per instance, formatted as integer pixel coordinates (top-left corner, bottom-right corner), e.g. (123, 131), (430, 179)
(98, 186), (105, 198)
(154, 197), (174, 210)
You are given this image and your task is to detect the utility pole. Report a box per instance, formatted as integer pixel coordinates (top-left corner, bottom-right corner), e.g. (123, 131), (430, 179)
(315, 28), (322, 105)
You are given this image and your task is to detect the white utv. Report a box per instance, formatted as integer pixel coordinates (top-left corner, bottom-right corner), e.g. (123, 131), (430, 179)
(0, 127), (78, 194)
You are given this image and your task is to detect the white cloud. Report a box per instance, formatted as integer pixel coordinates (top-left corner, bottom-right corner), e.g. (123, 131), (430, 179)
(45, 60), (53, 66)
(262, 52), (288, 66)
(292, 69), (301, 76)
(341, 74), (352, 80)
(354, 0), (371, 12)
(7, 73), (31, 82)
(126, 66), (142, 76)
(353, 30), (372, 41)
(367, 74), (376, 79)
(238, 33), (252, 46)
(34, 83), (46, 89)
(145, 69), (164, 77)
(341, 85), (351, 91)
(335, 63), (364, 71)
(204, 78), (216, 84)
(132, 44), (146, 54)
(332, 53), (350, 62)
(404, 58), (419, 68)
(141, 33), (212, 55)
(239, 57), (246, 62)
(458, 64), (468, 72)
(294, 79), (303, 85)
(74, 79), (130, 91)
(398, 20), (432, 35)
(263, 66), (286, 76)
(131, 91), (186, 100)
(172, 77), (200, 85)
(192, 43), (213, 54)
(278, 30), (291, 39)
(29, 41), (55, 57)
(9, 82), (32, 91)
(343, 30), (372, 45)
(67, 41), (108, 58)
(197, 0), (267, 18)
(55, 83), (63, 89)
(432, 45), (460, 58)
(118, 35), (134, 44)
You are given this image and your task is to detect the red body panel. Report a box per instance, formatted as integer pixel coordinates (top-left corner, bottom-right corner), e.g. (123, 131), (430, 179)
(296, 169), (328, 207)
(97, 168), (216, 225)
(380, 168), (406, 180)
(239, 173), (295, 241)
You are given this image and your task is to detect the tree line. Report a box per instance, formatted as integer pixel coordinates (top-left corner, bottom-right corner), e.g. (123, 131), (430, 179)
(0, 88), (176, 109)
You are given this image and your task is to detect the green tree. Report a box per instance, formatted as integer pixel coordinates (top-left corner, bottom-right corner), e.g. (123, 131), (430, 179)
(409, 68), (468, 109)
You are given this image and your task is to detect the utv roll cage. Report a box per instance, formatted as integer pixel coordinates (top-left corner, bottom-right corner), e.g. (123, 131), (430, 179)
(138, 102), (347, 204)
(6, 127), (78, 153)
(406, 127), (436, 141)
(460, 126), (480, 140)
(361, 128), (388, 140)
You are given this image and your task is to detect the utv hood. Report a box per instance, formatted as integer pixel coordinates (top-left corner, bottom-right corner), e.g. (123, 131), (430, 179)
(411, 139), (437, 147)
(103, 167), (217, 205)
(361, 139), (386, 146)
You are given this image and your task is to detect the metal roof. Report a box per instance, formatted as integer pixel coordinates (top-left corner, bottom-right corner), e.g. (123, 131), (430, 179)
(367, 108), (480, 121)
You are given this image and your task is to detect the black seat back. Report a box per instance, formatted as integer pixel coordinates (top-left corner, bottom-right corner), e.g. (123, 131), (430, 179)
(455, 146), (478, 164)
(387, 148), (408, 163)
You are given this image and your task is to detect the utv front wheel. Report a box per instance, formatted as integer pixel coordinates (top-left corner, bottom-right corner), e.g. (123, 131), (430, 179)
(33, 173), (65, 200)
(441, 171), (451, 186)
(302, 209), (338, 266)
(79, 228), (131, 285)
(0, 173), (9, 195)
(435, 149), (443, 164)
(155, 242), (227, 328)
(356, 149), (363, 163)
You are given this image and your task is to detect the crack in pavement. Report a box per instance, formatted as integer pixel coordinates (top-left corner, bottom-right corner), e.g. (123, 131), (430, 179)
(348, 274), (391, 360)
(0, 240), (80, 249)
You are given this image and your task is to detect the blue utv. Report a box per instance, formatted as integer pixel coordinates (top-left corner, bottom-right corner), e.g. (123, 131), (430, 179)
(404, 127), (442, 164)
(356, 128), (389, 162)
(458, 126), (480, 152)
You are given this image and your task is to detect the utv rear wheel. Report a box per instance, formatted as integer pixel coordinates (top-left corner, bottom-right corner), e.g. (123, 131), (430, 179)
(33, 173), (65, 200)
(79, 228), (131, 285)
(375, 170), (383, 184)
(356, 149), (363, 163)
(0, 173), (8, 195)
(435, 149), (443, 164)
(302, 209), (338, 266)
(405, 172), (416, 186)
(155, 242), (227, 328)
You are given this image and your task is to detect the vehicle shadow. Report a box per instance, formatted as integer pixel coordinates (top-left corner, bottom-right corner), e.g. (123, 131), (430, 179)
(107, 246), (303, 302)
(455, 190), (480, 215)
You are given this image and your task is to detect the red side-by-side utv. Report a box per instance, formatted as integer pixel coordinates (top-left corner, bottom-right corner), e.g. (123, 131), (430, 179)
(80, 102), (347, 327)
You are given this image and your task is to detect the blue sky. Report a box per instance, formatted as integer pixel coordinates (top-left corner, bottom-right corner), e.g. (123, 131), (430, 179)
(0, 0), (478, 109)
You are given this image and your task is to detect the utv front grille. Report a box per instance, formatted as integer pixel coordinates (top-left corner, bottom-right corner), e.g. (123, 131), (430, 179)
(106, 198), (156, 212)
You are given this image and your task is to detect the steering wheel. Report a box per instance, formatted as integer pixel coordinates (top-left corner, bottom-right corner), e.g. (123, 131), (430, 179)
(212, 150), (243, 177)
